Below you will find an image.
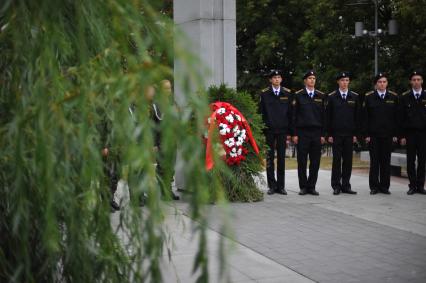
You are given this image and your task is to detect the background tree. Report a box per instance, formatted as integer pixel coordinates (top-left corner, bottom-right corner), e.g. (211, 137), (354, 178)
(237, 0), (426, 95)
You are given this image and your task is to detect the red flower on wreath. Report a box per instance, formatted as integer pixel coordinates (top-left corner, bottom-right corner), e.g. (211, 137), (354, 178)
(205, 102), (259, 170)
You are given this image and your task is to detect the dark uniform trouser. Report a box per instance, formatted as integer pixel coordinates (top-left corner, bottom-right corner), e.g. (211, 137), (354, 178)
(297, 129), (322, 191)
(103, 158), (119, 198)
(265, 132), (286, 190)
(406, 132), (426, 190)
(369, 137), (392, 191)
(331, 136), (353, 190)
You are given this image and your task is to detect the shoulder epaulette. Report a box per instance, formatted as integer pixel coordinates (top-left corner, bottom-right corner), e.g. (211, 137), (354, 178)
(261, 87), (269, 92)
(316, 90), (324, 95)
(389, 90), (398, 96)
(351, 91), (359, 96)
(295, 89), (304, 94)
(365, 90), (374, 96)
(281, 87), (291, 93)
(328, 90), (336, 96)
(402, 90), (410, 96)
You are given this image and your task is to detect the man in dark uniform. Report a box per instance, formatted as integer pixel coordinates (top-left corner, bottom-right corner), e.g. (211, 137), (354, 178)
(259, 69), (292, 195)
(399, 71), (426, 195)
(99, 110), (121, 211)
(326, 72), (359, 195)
(362, 72), (399, 195)
(292, 70), (326, 195)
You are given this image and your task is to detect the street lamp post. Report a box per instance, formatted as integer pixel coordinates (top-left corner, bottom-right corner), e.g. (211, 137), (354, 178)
(354, 0), (398, 75)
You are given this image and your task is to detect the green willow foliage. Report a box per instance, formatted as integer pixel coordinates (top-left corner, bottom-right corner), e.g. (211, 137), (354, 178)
(0, 1), (227, 282)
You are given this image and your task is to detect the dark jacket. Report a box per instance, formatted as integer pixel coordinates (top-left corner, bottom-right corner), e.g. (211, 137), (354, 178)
(361, 90), (399, 137)
(259, 86), (293, 134)
(398, 89), (426, 136)
(291, 88), (326, 136)
(326, 90), (360, 137)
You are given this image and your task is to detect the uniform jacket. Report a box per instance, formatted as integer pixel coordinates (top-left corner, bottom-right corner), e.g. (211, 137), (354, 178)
(326, 90), (360, 137)
(259, 86), (293, 134)
(398, 89), (426, 136)
(291, 88), (326, 136)
(362, 90), (399, 137)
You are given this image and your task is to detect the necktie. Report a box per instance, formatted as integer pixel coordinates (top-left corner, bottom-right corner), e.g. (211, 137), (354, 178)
(381, 94), (385, 99)
(342, 93), (346, 100)
(309, 92), (313, 98)
(275, 90), (279, 96)
(415, 93), (420, 100)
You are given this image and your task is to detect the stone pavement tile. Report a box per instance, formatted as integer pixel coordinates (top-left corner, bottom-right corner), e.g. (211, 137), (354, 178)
(228, 245), (314, 282)
(255, 274), (313, 283)
(280, 169), (426, 237)
(166, 168), (426, 282)
(162, 254), (254, 283)
(204, 199), (426, 283)
(160, 209), (314, 283)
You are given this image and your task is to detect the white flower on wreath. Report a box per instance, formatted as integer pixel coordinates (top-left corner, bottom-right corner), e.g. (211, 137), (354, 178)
(225, 114), (234, 123)
(224, 137), (235, 147)
(236, 136), (244, 146)
(233, 126), (240, 136)
(237, 148), (242, 155)
(229, 147), (237, 157)
(217, 108), (226, 115)
(235, 114), (241, 121)
(219, 123), (230, 135)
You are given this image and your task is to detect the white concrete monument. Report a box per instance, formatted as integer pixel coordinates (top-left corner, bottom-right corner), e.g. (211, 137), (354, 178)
(173, 0), (236, 190)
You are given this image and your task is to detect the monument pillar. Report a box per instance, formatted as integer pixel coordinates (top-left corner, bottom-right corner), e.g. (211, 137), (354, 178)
(173, 0), (236, 189)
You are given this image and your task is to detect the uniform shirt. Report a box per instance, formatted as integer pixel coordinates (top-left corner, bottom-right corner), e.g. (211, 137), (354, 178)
(398, 89), (426, 136)
(326, 89), (360, 137)
(412, 88), (422, 99)
(259, 86), (292, 134)
(291, 88), (326, 136)
(362, 89), (399, 137)
(272, 86), (281, 96)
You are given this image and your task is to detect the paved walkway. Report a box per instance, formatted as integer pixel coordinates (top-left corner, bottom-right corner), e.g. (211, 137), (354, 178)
(121, 169), (426, 282)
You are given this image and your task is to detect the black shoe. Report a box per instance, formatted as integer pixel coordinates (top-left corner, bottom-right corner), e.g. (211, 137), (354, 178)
(417, 188), (426, 195)
(370, 189), (379, 195)
(342, 189), (357, 195)
(276, 188), (287, 195)
(407, 188), (416, 195)
(111, 200), (120, 211)
(309, 189), (320, 196)
(267, 188), (275, 195)
(139, 194), (147, 207)
(299, 188), (308, 195)
(380, 189), (391, 195)
(171, 192), (180, 200)
(333, 188), (341, 195)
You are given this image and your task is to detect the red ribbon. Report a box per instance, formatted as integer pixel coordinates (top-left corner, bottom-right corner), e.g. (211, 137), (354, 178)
(205, 102), (259, 170)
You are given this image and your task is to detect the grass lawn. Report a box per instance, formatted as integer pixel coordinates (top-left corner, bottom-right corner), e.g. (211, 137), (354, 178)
(281, 154), (369, 170)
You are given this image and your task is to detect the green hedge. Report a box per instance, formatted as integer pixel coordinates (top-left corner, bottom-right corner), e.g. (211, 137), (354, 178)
(207, 85), (265, 202)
